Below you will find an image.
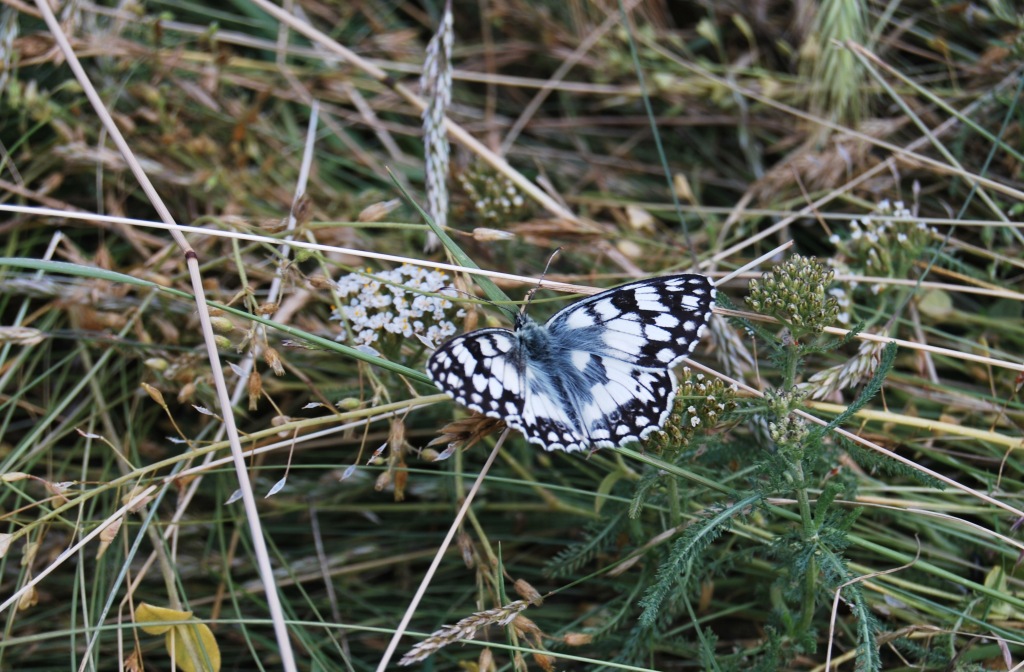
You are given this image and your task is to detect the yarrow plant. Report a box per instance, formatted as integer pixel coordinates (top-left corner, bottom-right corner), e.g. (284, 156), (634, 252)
(457, 159), (529, 226)
(829, 198), (939, 298)
(747, 255), (840, 338)
(647, 368), (737, 451)
(332, 264), (464, 355)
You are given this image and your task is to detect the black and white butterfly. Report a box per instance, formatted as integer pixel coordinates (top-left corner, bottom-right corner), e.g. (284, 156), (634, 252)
(425, 274), (716, 452)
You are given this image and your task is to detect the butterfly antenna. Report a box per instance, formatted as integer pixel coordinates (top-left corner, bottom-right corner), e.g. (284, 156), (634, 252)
(445, 284), (518, 324)
(521, 247), (562, 315)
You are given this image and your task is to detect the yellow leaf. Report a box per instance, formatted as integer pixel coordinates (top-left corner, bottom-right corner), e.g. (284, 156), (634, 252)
(137, 603), (191, 635)
(166, 621), (221, 672)
(136, 603), (221, 672)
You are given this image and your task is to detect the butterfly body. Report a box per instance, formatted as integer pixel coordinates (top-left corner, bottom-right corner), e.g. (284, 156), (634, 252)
(426, 274), (715, 452)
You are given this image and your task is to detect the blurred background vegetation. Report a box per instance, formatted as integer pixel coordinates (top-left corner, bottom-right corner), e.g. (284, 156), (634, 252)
(1, 0), (1023, 670)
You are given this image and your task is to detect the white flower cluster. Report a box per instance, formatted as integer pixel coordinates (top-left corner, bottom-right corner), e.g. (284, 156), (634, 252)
(457, 163), (528, 225)
(828, 198), (939, 299)
(333, 265), (464, 348)
(829, 199), (936, 259)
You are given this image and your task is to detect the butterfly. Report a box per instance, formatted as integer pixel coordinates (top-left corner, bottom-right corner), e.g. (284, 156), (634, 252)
(425, 274), (716, 452)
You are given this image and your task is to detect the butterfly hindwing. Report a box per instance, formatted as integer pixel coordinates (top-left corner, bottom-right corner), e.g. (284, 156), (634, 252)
(426, 274), (715, 452)
(571, 354), (678, 448)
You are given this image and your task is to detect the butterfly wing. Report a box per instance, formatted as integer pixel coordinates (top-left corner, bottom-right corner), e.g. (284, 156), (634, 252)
(541, 274), (715, 448)
(546, 274), (715, 368)
(425, 327), (591, 451)
(566, 353), (679, 449)
(426, 327), (523, 420)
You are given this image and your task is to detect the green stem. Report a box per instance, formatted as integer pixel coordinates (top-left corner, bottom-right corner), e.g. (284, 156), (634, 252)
(782, 334), (820, 639)
(789, 458), (819, 635)
(791, 461), (815, 540)
(782, 339), (801, 385)
(668, 477), (681, 527)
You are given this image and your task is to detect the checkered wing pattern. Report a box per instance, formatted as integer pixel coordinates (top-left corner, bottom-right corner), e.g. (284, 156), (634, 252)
(425, 274), (715, 452)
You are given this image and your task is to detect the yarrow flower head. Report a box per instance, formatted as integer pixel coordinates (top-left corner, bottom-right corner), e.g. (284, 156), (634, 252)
(332, 265), (464, 355)
(830, 198), (938, 282)
(763, 386), (810, 459)
(747, 255), (840, 337)
(457, 159), (530, 226)
(646, 368), (737, 451)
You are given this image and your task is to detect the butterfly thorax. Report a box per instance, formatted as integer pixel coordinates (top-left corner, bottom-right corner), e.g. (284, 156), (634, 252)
(513, 313), (559, 365)
(513, 312), (597, 408)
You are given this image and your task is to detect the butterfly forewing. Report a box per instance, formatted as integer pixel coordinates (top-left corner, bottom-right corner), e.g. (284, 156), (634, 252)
(547, 275), (715, 368)
(426, 328), (524, 418)
(425, 274), (715, 452)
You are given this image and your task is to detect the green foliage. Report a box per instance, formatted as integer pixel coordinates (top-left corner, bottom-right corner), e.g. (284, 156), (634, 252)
(1, 2), (1020, 671)
(629, 468), (665, 519)
(544, 510), (628, 578)
(638, 495), (760, 629)
(842, 437), (944, 489)
(748, 627), (786, 672)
